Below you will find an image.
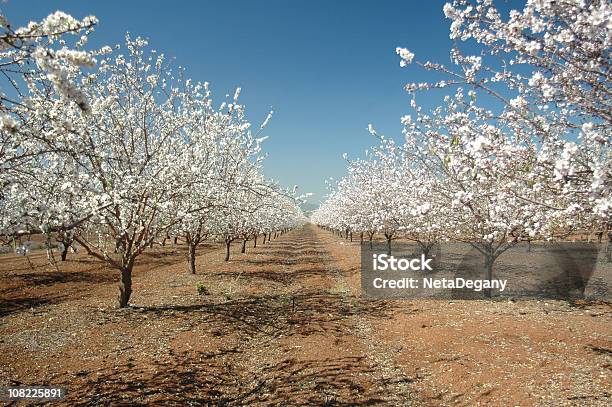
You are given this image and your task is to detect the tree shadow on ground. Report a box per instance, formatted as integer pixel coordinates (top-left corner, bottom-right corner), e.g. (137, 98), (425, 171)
(0, 269), (117, 317)
(209, 263), (355, 296)
(210, 269), (292, 285)
(0, 294), (70, 317)
(115, 292), (400, 341)
(240, 256), (329, 267)
(65, 286), (409, 405)
(13, 270), (116, 287)
(265, 249), (327, 258)
(62, 348), (412, 406)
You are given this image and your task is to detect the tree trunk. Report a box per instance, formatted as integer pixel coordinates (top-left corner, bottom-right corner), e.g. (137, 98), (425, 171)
(369, 233), (374, 249)
(483, 256), (494, 298)
(386, 234), (392, 255)
(174, 236), (178, 245)
(60, 244), (70, 261)
(188, 242), (197, 274)
(241, 239), (247, 254)
(350, 232), (353, 242)
(526, 240), (532, 253)
(58, 232), (74, 261)
(254, 235), (258, 248)
(118, 264), (133, 308)
(360, 232), (363, 245)
(225, 240), (231, 261)
(422, 244), (430, 260)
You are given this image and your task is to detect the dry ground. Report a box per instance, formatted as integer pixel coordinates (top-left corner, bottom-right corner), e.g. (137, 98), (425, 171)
(0, 224), (610, 406)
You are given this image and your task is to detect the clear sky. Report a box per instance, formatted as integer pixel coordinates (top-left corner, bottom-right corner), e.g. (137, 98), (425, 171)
(3, 0), (523, 205)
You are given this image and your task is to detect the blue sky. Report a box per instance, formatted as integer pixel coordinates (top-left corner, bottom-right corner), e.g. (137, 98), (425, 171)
(3, 0), (523, 204)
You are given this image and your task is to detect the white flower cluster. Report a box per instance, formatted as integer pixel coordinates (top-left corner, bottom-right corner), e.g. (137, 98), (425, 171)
(395, 47), (414, 67)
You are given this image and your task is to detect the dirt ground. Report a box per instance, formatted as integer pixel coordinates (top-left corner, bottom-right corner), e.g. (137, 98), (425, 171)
(0, 224), (610, 406)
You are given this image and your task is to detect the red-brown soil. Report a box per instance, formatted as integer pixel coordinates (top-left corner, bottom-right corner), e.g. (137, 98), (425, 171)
(1, 224), (610, 406)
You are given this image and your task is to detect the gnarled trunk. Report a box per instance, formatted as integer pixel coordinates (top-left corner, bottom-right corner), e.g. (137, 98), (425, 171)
(483, 255), (494, 298)
(60, 243), (70, 261)
(241, 239), (247, 254)
(188, 242), (197, 274)
(118, 263), (133, 308)
(57, 231), (75, 261)
(225, 239), (232, 261)
(422, 244), (430, 260)
(254, 235), (258, 248)
(385, 233), (393, 255)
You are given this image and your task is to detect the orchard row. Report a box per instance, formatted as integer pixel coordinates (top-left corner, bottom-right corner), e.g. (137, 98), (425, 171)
(0, 12), (306, 307)
(313, 0), (611, 292)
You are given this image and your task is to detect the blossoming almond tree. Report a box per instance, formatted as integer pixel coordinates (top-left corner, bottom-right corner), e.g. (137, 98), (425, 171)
(404, 89), (560, 296)
(60, 37), (203, 307)
(0, 11), (101, 239)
